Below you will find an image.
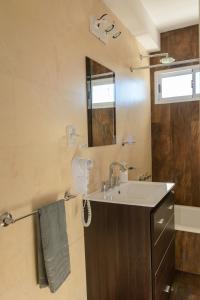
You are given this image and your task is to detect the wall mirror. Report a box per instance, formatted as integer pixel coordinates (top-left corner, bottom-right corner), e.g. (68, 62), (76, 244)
(86, 57), (116, 147)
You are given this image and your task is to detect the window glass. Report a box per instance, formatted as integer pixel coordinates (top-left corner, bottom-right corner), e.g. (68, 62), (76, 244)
(92, 83), (115, 104)
(196, 71), (200, 94)
(161, 74), (193, 99)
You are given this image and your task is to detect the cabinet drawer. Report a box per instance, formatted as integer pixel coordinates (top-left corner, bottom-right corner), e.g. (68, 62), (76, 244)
(152, 193), (174, 244)
(154, 239), (175, 300)
(153, 214), (175, 272)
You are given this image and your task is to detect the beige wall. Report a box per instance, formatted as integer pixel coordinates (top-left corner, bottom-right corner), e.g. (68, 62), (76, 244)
(0, 1), (151, 299)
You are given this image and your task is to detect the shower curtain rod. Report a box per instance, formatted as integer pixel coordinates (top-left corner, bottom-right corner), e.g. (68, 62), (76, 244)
(0, 192), (77, 228)
(130, 57), (200, 71)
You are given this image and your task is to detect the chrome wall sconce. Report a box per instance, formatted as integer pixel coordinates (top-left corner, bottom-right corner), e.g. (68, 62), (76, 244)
(90, 14), (121, 44)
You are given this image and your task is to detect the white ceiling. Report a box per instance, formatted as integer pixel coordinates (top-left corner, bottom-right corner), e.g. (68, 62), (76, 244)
(140, 0), (199, 32)
(104, 0), (160, 51)
(103, 0), (199, 52)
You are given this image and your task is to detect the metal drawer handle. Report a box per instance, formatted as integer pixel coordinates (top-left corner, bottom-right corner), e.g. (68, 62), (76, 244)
(163, 285), (171, 293)
(157, 218), (164, 224)
(168, 205), (174, 210)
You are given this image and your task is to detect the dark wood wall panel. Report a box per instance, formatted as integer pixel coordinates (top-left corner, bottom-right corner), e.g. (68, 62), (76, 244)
(171, 103), (200, 206)
(92, 107), (116, 146)
(91, 60), (111, 75)
(175, 231), (200, 275)
(151, 25), (200, 207)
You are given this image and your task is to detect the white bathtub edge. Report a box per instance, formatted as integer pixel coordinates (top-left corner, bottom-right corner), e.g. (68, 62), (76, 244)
(175, 225), (200, 234)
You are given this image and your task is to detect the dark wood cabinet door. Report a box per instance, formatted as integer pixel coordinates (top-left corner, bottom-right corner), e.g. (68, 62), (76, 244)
(153, 214), (175, 272)
(84, 202), (152, 300)
(152, 193), (174, 244)
(154, 239), (175, 300)
(84, 192), (175, 300)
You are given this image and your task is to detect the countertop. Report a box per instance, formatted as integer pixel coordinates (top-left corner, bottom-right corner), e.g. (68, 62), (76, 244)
(85, 181), (175, 208)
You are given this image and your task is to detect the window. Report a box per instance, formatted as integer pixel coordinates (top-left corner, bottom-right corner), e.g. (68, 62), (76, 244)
(91, 76), (115, 108)
(195, 70), (200, 94)
(155, 65), (200, 104)
(92, 83), (115, 104)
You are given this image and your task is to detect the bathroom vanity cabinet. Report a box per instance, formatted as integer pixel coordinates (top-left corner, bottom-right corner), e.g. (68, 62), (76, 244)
(84, 190), (175, 300)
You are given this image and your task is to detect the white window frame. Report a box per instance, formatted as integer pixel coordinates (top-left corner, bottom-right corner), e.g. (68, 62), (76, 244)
(155, 64), (200, 104)
(194, 65), (200, 97)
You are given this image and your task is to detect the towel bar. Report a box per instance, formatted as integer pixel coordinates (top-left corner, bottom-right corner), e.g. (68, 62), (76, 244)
(0, 192), (77, 227)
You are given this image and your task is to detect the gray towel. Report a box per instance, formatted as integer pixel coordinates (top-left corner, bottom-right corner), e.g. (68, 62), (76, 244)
(36, 199), (70, 293)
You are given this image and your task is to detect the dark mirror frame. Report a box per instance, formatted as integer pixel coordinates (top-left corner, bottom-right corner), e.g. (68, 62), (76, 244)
(86, 57), (116, 147)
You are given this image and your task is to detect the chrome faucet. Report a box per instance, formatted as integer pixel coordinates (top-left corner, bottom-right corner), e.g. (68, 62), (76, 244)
(109, 161), (127, 188)
(101, 162), (135, 192)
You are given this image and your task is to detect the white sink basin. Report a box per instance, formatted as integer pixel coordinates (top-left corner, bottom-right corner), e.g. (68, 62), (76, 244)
(85, 181), (175, 207)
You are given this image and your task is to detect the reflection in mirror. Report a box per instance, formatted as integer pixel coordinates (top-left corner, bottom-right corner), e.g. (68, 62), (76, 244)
(86, 57), (116, 147)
